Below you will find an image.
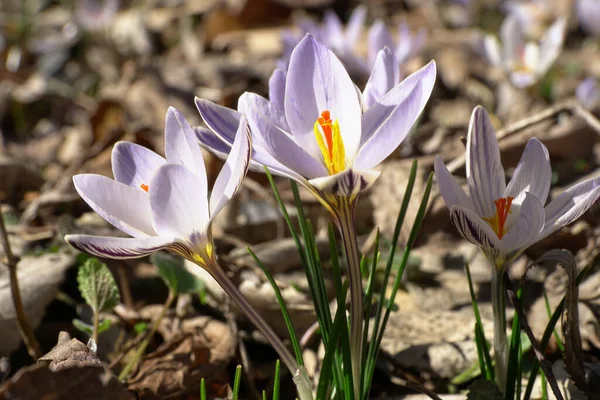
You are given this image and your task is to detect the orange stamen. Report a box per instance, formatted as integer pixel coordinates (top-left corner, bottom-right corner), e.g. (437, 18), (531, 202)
(317, 111), (334, 161)
(483, 196), (514, 239)
(140, 183), (149, 192)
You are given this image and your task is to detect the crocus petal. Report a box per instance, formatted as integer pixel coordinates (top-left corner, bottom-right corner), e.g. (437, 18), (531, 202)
(500, 192), (545, 251)
(73, 174), (155, 238)
(538, 18), (566, 75)
(362, 47), (400, 110)
(504, 138), (551, 205)
(354, 60), (436, 170)
(576, 77), (600, 109)
(434, 155), (471, 210)
(309, 168), (380, 199)
(466, 106), (506, 218)
(501, 16), (524, 66)
(269, 68), (287, 111)
(483, 35), (502, 67)
(285, 34), (362, 160)
(540, 177), (600, 239)
(322, 10), (344, 50)
(149, 164), (210, 238)
(64, 234), (176, 259)
(195, 98), (242, 145)
(164, 107), (207, 183)
(578, 0), (600, 37)
(209, 116), (251, 217)
(367, 20), (394, 67)
(111, 141), (165, 189)
(238, 92), (290, 133)
(345, 5), (367, 49)
(450, 205), (502, 251)
(522, 42), (540, 73)
(195, 126), (231, 160)
(510, 71), (538, 88)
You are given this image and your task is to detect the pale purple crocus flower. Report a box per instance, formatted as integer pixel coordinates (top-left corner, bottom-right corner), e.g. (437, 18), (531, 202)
(64, 108), (304, 379)
(504, 0), (554, 38)
(577, 0), (600, 37)
(577, 77), (600, 110)
(196, 34), (436, 395)
(483, 16), (566, 88)
(434, 106), (600, 390)
(367, 19), (426, 69)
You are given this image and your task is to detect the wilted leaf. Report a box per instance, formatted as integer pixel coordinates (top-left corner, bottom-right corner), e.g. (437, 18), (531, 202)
(77, 258), (121, 314)
(151, 252), (206, 295)
(466, 380), (504, 400)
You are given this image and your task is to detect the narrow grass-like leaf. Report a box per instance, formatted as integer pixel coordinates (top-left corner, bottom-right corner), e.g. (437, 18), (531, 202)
(505, 286), (523, 400)
(363, 160), (417, 393)
(522, 266), (589, 400)
(364, 171), (433, 398)
(200, 378), (206, 400)
(543, 291), (564, 354)
(273, 359), (280, 400)
(465, 262), (494, 381)
(233, 365), (242, 400)
(361, 230), (380, 369)
(248, 248), (304, 366)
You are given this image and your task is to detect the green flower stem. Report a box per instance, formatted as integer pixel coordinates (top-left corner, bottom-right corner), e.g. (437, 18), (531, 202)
(206, 261), (300, 378)
(333, 196), (363, 399)
(491, 269), (508, 392)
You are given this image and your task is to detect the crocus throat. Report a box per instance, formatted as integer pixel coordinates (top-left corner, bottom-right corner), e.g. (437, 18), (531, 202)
(483, 197), (514, 239)
(314, 110), (346, 175)
(140, 184), (149, 192)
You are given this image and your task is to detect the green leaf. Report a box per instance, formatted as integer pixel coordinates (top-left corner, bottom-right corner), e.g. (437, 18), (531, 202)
(200, 378), (207, 400)
(466, 380), (504, 400)
(272, 359), (280, 400)
(72, 318), (93, 335)
(97, 318), (112, 334)
(233, 365), (242, 400)
(151, 252), (206, 295)
(134, 322), (149, 334)
(77, 258), (121, 313)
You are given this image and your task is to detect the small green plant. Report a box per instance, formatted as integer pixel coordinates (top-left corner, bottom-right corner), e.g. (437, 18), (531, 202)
(74, 258), (121, 346)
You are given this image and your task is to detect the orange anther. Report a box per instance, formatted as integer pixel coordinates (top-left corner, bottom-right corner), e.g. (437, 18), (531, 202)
(140, 183), (149, 192)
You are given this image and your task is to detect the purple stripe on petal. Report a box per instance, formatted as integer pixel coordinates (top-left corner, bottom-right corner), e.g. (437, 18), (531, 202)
(450, 205), (502, 251)
(195, 97), (242, 144)
(65, 234), (174, 259)
(309, 168), (380, 199)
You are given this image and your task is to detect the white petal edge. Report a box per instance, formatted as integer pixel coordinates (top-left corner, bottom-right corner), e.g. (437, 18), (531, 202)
(65, 234), (175, 259)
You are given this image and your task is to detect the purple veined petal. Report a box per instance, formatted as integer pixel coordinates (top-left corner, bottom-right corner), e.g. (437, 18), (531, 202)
(73, 174), (155, 238)
(308, 168), (380, 198)
(111, 141), (165, 189)
(345, 5), (367, 50)
(269, 68), (287, 111)
(238, 92), (290, 134)
(354, 60), (436, 170)
(577, 0), (600, 37)
(285, 35), (362, 160)
(362, 47), (400, 110)
(450, 205), (502, 251)
(322, 10), (345, 50)
(576, 77), (600, 109)
(195, 97), (242, 146)
(64, 234), (175, 259)
(483, 35), (502, 67)
(149, 164), (210, 239)
(434, 155), (472, 210)
(539, 176), (600, 240)
(209, 116), (251, 217)
(367, 20), (394, 67)
(538, 17), (566, 75)
(500, 16), (524, 67)
(244, 96), (328, 179)
(500, 192), (545, 252)
(504, 138), (551, 205)
(195, 126), (231, 160)
(164, 107), (207, 183)
(509, 70), (538, 88)
(466, 106), (506, 218)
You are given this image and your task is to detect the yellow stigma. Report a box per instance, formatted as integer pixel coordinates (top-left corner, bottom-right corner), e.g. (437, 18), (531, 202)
(314, 110), (346, 175)
(482, 197), (514, 239)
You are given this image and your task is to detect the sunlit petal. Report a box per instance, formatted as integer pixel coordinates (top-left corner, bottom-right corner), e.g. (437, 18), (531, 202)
(504, 138), (551, 205)
(64, 234), (175, 259)
(111, 141), (165, 189)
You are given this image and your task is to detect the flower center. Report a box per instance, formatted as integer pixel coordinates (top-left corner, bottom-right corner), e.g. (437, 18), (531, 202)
(483, 197), (514, 239)
(140, 184), (149, 192)
(314, 110), (346, 175)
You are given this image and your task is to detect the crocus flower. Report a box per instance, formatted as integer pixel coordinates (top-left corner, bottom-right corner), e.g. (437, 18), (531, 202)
(75, 0), (119, 32)
(64, 108), (307, 381)
(577, 77), (600, 110)
(435, 105), (600, 390)
(367, 19), (426, 69)
(196, 34), (436, 393)
(504, 0), (554, 39)
(577, 0), (600, 37)
(483, 16), (566, 88)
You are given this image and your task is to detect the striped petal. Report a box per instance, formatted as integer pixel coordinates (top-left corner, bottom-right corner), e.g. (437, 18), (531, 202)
(309, 168), (380, 199)
(500, 192), (545, 252)
(209, 116), (251, 217)
(64, 234), (175, 259)
(149, 164), (210, 239)
(195, 98), (242, 144)
(466, 106), (506, 218)
(504, 138), (551, 206)
(73, 174), (155, 238)
(434, 155), (471, 210)
(450, 205), (502, 251)
(362, 47), (400, 110)
(269, 68), (287, 111)
(111, 141), (165, 190)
